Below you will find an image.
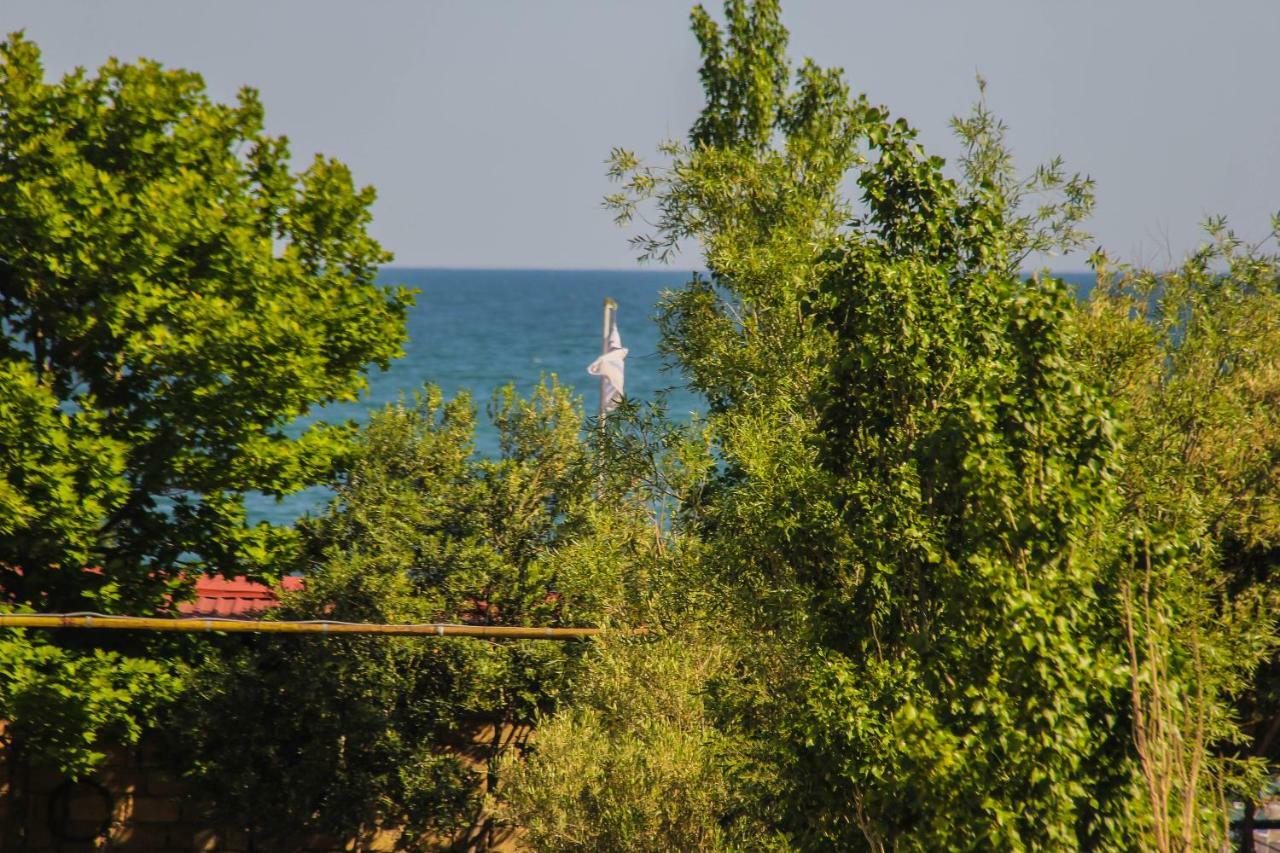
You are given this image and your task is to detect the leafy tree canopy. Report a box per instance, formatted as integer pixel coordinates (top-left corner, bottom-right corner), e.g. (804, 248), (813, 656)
(0, 32), (408, 775)
(515, 2), (1280, 850)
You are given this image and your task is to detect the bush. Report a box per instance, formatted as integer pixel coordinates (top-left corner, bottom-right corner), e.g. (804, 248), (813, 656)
(171, 381), (658, 847)
(499, 632), (781, 852)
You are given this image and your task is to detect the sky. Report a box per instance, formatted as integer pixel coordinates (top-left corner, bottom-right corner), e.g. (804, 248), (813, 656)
(4, 1), (1279, 270)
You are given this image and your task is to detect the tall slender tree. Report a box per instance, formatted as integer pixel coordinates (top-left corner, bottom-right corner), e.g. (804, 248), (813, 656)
(579, 1), (1275, 848)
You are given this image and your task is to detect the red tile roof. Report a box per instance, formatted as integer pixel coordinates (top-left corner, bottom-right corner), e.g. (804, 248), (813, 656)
(9, 569), (521, 625)
(176, 575), (304, 618)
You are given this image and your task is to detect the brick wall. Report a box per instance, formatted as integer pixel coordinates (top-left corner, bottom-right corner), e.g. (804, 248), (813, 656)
(1, 725), (526, 852)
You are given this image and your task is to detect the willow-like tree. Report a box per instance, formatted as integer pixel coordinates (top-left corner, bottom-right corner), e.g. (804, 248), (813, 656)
(601, 0), (1127, 845)
(0, 32), (409, 792)
(509, 1), (1279, 850)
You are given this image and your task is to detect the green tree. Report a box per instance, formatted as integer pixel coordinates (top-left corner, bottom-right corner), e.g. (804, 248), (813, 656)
(1075, 227), (1280, 849)
(0, 31), (408, 782)
(798, 144), (1129, 849)
(174, 382), (656, 848)
(499, 631), (779, 853)
(588, 1), (1219, 849)
(586, 2), (1280, 846)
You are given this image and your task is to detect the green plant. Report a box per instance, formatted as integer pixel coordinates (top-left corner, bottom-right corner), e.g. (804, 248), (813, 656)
(593, 1), (1269, 848)
(174, 382), (657, 847)
(499, 632), (780, 852)
(1075, 226), (1280, 849)
(0, 30), (406, 794)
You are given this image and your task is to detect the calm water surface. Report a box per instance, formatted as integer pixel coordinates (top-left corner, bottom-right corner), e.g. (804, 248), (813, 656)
(247, 267), (699, 525)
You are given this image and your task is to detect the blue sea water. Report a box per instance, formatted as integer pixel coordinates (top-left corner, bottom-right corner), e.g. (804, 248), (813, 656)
(246, 268), (1098, 527)
(353, 267), (705, 437)
(246, 267), (701, 526)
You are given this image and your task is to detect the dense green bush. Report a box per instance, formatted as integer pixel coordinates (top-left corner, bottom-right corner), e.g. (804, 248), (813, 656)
(172, 382), (659, 846)
(1074, 232), (1280, 848)
(499, 632), (778, 852)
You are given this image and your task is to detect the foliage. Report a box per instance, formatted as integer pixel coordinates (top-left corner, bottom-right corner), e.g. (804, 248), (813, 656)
(0, 33), (407, 777)
(1076, 224), (1280, 847)
(3, 5), (1278, 852)
(173, 381), (655, 847)
(0, 627), (179, 778)
(799, 177), (1128, 848)
(586, 0), (1280, 849)
(499, 632), (781, 852)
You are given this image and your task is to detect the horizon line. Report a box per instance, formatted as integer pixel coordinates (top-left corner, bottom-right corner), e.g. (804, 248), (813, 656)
(379, 264), (699, 272)
(378, 264), (1096, 274)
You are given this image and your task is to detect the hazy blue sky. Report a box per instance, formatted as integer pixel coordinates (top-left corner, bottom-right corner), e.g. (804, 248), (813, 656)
(5, 1), (1278, 269)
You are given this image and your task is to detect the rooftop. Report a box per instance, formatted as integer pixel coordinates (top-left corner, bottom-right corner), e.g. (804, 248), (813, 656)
(175, 575), (303, 618)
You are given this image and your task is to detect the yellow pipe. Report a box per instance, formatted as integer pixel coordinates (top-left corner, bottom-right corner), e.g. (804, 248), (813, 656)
(0, 614), (642, 640)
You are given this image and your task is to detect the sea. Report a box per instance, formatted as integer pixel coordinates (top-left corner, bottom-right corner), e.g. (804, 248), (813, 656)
(245, 267), (1096, 527)
(246, 268), (700, 526)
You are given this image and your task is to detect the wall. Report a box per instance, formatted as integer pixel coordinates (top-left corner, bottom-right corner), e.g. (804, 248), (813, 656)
(0, 724), (526, 852)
